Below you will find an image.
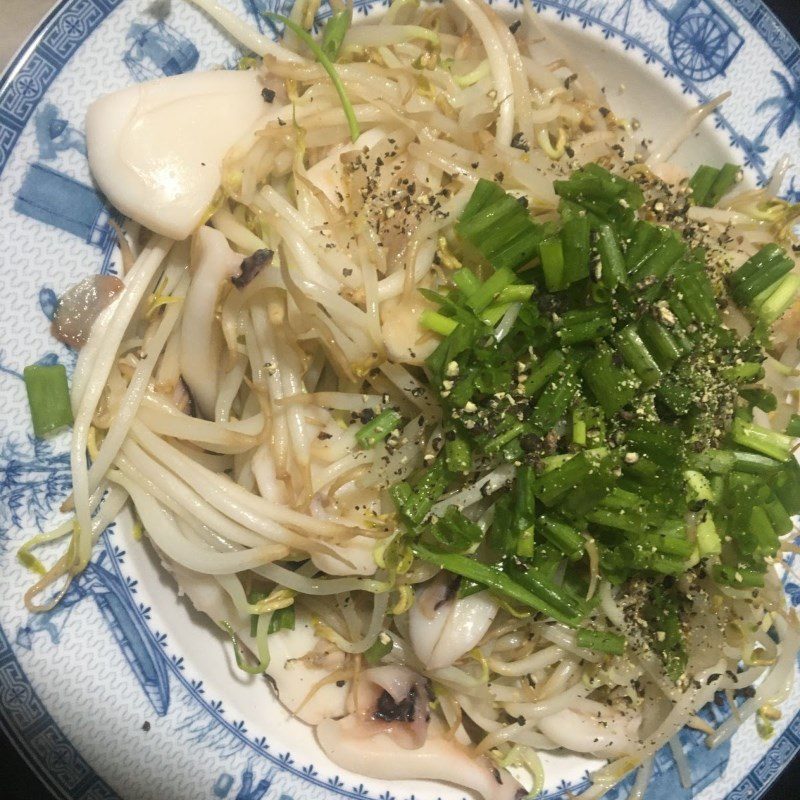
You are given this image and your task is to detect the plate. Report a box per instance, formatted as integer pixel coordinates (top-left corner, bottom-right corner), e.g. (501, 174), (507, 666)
(1, 1), (799, 799)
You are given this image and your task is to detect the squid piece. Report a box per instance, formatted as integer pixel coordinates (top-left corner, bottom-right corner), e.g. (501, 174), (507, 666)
(87, 69), (268, 240)
(409, 579), (499, 670)
(317, 716), (525, 800)
(381, 292), (438, 364)
(180, 226), (243, 419)
(537, 707), (641, 758)
(265, 609), (351, 725)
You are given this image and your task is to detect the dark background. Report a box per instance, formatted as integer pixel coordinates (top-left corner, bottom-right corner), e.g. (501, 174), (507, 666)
(3, 0), (800, 798)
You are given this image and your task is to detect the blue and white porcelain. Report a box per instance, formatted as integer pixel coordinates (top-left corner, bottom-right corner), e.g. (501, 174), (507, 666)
(1, 1), (799, 799)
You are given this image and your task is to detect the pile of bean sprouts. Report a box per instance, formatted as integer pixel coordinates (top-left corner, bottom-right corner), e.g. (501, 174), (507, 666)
(23, 1), (800, 797)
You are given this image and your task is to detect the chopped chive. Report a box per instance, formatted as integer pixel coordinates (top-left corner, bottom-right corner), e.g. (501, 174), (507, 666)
(731, 417), (793, 462)
(576, 627), (626, 655)
(364, 632), (393, 665)
(268, 604), (296, 635)
(412, 543), (582, 625)
(539, 515), (584, 560)
(452, 268), (481, 297)
(561, 216), (591, 284)
(758, 273), (800, 324)
(615, 325), (662, 386)
(689, 165), (719, 206)
(24, 364), (73, 438)
(556, 308), (613, 346)
(540, 237), (566, 291)
(445, 436), (471, 473)
(265, 13), (360, 142)
(356, 409), (402, 449)
(524, 349), (565, 397)
(420, 310), (458, 336)
(595, 224), (627, 289)
(466, 267), (516, 313)
(320, 7), (352, 61)
(705, 163), (740, 207)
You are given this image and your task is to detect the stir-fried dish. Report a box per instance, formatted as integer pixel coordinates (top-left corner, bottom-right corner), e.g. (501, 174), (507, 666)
(20, 1), (800, 798)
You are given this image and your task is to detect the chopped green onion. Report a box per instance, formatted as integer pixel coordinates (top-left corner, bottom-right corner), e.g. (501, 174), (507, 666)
(705, 163), (740, 207)
(731, 416), (793, 461)
(429, 506), (483, 553)
(24, 364), (73, 438)
(412, 543), (582, 626)
(445, 436), (471, 473)
(364, 632), (393, 665)
(576, 627), (626, 655)
(268, 604), (296, 635)
(420, 310), (458, 336)
(265, 13), (360, 142)
(615, 325), (661, 386)
(320, 7), (352, 61)
(356, 409), (402, 448)
(595, 224), (627, 289)
(540, 237), (566, 291)
(689, 165), (719, 206)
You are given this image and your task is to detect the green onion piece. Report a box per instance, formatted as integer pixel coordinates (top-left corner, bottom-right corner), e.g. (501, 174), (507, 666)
(732, 416), (793, 462)
(556, 308), (613, 346)
(320, 7), (352, 61)
(582, 345), (639, 416)
(615, 325), (662, 386)
(576, 627), (626, 655)
(689, 165), (719, 206)
(524, 349), (565, 397)
(540, 237), (566, 291)
(412, 543), (581, 625)
(420, 310), (458, 336)
(539, 515), (584, 560)
(712, 564), (764, 588)
(466, 267), (516, 313)
(595, 224), (627, 289)
(739, 387), (777, 413)
(429, 506), (483, 553)
(265, 13), (360, 142)
(268, 604), (296, 635)
(363, 632), (393, 665)
(390, 459), (449, 525)
(452, 267), (481, 297)
(786, 414), (800, 437)
(445, 436), (471, 473)
(356, 409), (402, 449)
(24, 364), (73, 438)
(696, 511), (721, 556)
(638, 317), (682, 370)
(561, 215), (591, 284)
(672, 263), (719, 325)
(494, 284), (535, 304)
(630, 231), (686, 284)
(705, 163), (740, 207)
(624, 221), (659, 270)
(531, 358), (581, 432)
(721, 361), (764, 383)
(536, 451), (592, 506)
(757, 273), (800, 324)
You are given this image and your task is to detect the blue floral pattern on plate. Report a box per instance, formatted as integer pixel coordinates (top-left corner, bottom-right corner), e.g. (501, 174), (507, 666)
(0, 1), (799, 799)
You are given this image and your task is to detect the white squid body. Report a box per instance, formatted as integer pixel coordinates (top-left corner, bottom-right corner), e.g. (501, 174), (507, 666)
(180, 226), (242, 419)
(537, 707), (641, 758)
(317, 715), (525, 800)
(166, 560), (349, 724)
(86, 69), (269, 240)
(410, 580), (499, 670)
(381, 292), (438, 364)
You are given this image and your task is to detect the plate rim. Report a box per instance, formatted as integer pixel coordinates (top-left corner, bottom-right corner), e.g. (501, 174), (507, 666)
(1, 2), (799, 800)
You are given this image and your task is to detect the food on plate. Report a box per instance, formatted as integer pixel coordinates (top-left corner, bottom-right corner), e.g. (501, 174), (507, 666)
(21, 1), (800, 797)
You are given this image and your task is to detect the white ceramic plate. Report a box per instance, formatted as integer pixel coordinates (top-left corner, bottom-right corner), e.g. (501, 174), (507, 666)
(1, 1), (799, 799)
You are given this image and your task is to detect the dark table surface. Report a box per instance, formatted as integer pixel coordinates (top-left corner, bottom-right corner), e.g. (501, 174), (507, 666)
(3, 0), (800, 798)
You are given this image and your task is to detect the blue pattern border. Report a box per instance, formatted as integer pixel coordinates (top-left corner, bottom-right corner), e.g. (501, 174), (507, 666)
(1, 1), (800, 799)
